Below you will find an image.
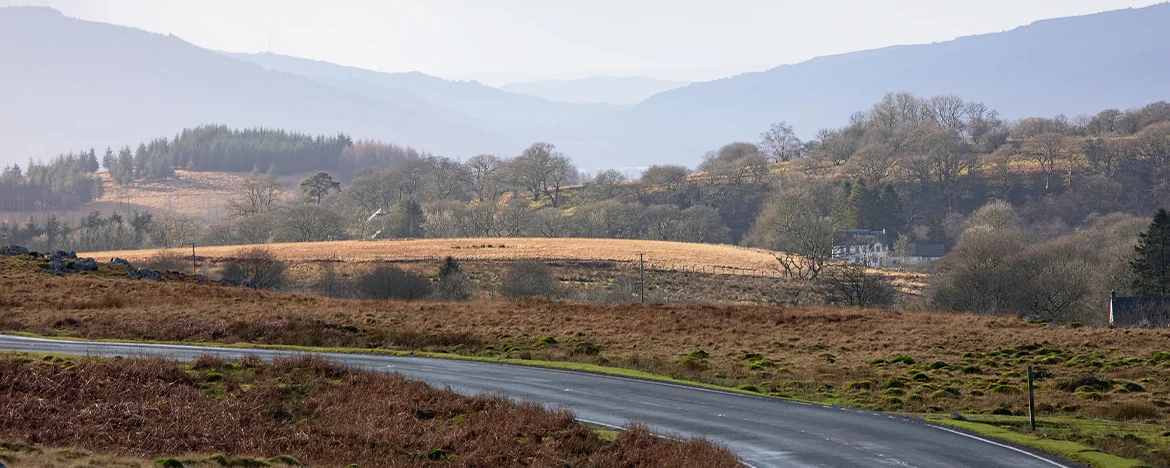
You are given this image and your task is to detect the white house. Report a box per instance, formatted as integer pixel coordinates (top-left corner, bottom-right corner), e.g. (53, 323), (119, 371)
(832, 230), (890, 267)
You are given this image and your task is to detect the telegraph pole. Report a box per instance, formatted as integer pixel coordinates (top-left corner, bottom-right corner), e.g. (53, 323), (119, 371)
(639, 253), (645, 304)
(190, 243), (197, 276)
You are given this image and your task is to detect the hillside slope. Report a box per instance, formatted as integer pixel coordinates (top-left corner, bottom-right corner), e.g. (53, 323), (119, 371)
(606, 4), (1170, 166)
(0, 7), (514, 167)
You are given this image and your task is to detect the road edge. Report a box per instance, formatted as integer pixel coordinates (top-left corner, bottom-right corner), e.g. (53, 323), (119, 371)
(0, 332), (1145, 468)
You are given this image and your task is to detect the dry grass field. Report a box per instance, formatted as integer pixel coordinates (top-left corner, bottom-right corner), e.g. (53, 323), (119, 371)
(0, 353), (737, 467)
(0, 170), (305, 223)
(0, 254), (1167, 465)
(85, 237), (927, 290)
(88, 238), (790, 275)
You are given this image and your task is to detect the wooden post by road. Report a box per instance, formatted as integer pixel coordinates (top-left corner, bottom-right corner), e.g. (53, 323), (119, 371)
(191, 243), (197, 277)
(639, 253), (645, 304)
(1027, 366), (1036, 431)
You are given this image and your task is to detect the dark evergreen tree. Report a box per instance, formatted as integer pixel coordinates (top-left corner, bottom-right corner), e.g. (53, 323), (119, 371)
(874, 184), (906, 239)
(847, 178), (877, 229)
(390, 199), (426, 238)
(831, 180), (854, 229)
(1132, 209), (1170, 296)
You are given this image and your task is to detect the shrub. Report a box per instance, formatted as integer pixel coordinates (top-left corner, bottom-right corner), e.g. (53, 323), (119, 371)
(142, 250), (190, 273)
(434, 257), (471, 301)
(218, 247), (288, 290)
(928, 361), (950, 370)
(498, 261), (560, 298)
(155, 459), (185, 468)
(822, 264), (896, 308)
(535, 336), (558, 346)
(355, 266), (433, 300)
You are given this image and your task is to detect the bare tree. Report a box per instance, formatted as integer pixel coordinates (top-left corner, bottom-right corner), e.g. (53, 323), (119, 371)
(759, 121), (804, 162)
(429, 156), (471, 201)
(277, 203), (345, 242)
(847, 142), (896, 184)
(494, 197), (534, 237)
(543, 153), (577, 207)
(226, 172), (284, 219)
(640, 165), (690, 190)
(924, 95), (969, 132)
(1023, 132), (1067, 191)
(534, 208), (571, 237)
(467, 154), (503, 201)
(755, 184), (835, 280)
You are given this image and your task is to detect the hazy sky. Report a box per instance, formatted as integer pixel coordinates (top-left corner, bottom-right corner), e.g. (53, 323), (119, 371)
(4, 0), (1164, 84)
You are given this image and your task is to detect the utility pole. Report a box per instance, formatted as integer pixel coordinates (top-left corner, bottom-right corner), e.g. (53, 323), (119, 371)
(639, 253), (645, 304)
(190, 243), (197, 277)
(1027, 366), (1036, 431)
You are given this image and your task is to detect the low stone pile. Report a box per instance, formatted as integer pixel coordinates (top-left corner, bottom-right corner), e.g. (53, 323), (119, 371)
(1, 245), (30, 256)
(128, 267), (163, 281)
(40, 250), (99, 276)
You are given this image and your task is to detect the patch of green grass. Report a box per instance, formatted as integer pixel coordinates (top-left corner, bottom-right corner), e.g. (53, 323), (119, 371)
(927, 417), (1149, 468)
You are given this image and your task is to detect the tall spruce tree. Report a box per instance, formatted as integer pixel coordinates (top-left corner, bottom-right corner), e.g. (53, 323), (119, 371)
(831, 181), (855, 229)
(1131, 209), (1170, 296)
(874, 184), (905, 239)
(847, 178), (877, 229)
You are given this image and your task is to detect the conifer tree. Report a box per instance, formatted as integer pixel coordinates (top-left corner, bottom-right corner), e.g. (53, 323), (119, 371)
(847, 178), (876, 229)
(1132, 208), (1170, 296)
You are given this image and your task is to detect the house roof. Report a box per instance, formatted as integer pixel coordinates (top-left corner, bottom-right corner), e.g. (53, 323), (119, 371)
(913, 244), (946, 258)
(1111, 296), (1170, 328)
(834, 230), (888, 246)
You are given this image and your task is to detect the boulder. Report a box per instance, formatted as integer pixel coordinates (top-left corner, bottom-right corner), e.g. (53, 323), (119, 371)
(72, 257), (98, 272)
(109, 257), (134, 269)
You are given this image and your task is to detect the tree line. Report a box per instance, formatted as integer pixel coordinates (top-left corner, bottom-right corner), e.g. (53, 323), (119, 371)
(0, 151), (102, 211)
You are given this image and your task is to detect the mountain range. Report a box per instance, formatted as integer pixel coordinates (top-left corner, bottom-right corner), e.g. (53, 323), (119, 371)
(501, 76), (690, 105)
(2, 4), (1169, 171)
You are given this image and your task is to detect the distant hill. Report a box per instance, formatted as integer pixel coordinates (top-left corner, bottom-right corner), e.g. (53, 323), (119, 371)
(3, 5), (1170, 171)
(607, 4), (1170, 166)
(0, 7), (514, 168)
(501, 76), (690, 105)
(226, 52), (622, 140)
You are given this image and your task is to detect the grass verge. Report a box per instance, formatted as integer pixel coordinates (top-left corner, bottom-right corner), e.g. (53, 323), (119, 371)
(928, 416), (1153, 468)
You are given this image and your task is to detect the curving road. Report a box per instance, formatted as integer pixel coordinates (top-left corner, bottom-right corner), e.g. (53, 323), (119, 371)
(0, 335), (1076, 468)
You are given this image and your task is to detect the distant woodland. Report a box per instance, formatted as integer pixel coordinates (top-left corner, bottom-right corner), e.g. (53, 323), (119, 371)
(5, 93), (1170, 323)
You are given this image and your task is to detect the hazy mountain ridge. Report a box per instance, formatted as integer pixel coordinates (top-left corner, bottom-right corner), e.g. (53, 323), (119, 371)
(501, 76), (690, 105)
(3, 4), (1169, 170)
(0, 6), (514, 168)
(615, 4), (1170, 164)
(227, 52), (623, 138)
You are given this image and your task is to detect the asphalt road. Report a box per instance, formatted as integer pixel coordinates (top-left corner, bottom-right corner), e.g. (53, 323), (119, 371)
(0, 335), (1076, 468)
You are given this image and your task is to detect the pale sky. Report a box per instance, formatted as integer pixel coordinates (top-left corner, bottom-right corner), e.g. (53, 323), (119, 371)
(4, 0), (1165, 84)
